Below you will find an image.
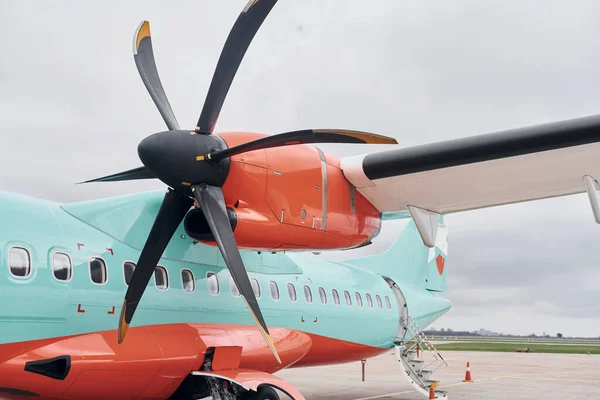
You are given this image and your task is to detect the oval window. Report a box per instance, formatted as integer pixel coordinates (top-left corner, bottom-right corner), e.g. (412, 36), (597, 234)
(9, 247), (31, 278)
(385, 296), (392, 309)
(182, 269), (195, 293)
(332, 289), (340, 305)
(154, 266), (169, 290)
(304, 285), (313, 303)
(251, 278), (261, 298)
(269, 281), (280, 300)
(90, 257), (107, 285)
(344, 290), (352, 306)
(230, 277), (240, 297)
(366, 293), (374, 308)
(53, 252), (72, 281)
(287, 283), (297, 302)
(124, 262), (136, 286)
(207, 272), (220, 295)
(318, 287), (327, 304)
(355, 292), (363, 308)
(376, 294), (383, 308)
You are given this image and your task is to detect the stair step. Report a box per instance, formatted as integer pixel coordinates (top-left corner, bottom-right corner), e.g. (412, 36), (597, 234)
(418, 370), (433, 379)
(396, 316), (448, 398)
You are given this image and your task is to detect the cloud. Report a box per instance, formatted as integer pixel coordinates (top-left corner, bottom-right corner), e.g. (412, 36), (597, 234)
(1, 0), (599, 337)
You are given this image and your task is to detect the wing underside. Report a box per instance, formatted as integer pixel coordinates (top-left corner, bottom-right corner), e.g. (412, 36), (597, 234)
(341, 113), (600, 216)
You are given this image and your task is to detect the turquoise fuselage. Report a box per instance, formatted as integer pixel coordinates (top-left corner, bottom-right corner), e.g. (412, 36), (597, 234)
(0, 190), (451, 350)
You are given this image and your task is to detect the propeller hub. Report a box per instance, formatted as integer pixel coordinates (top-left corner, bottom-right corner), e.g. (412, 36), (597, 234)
(138, 130), (230, 193)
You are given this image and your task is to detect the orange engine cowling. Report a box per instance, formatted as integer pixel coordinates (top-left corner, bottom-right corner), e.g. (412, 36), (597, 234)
(183, 132), (382, 252)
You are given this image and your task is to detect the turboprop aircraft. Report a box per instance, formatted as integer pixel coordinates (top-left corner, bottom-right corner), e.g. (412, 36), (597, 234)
(3, 0), (600, 399)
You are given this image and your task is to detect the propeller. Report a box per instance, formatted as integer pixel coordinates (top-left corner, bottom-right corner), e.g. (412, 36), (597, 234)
(191, 183), (280, 362)
(82, 0), (398, 363)
(133, 20), (180, 131)
(195, 0), (278, 134)
(118, 189), (193, 343)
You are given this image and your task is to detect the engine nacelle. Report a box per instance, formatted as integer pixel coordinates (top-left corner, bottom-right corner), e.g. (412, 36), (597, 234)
(185, 132), (383, 252)
(184, 207), (238, 242)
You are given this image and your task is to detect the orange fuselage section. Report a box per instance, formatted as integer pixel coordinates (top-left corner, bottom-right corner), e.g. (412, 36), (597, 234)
(205, 131), (381, 251)
(0, 324), (387, 400)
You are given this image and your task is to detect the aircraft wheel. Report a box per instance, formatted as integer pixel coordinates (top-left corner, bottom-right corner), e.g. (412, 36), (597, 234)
(242, 385), (280, 400)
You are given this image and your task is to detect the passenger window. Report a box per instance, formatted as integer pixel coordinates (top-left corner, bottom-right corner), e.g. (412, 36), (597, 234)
(355, 292), (363, 307)
(230, 277), (240, 297)
(251, 278), (261, 298)
(332, 289), (340, 305)
(124, 262), (136, 286)
(376, 294), (383, 308)
(344, 290), (352, 306)
(9, 247), (31, 278)
(385, 296), (392, 309)
(318, 287), (327, 304)
(207, 272), (219, 295)
(269, 281), (280, 300)
(304, 285), (313, 303)
(154, 266), (168, 290)
(89, 257), (107, 285)
(181, 269), (195, 293)
(287, 283), (297, 302)
(52, 252), (72, 281)
(366, 293), (374, 308)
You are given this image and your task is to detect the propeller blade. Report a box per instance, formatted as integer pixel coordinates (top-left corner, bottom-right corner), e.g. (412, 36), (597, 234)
(78, 166), (155, 184)
(118, 189), (193, 343)
(195, 0), (278, 134)
(202, 129), (399, 162)
(134, 21), (180, 131)
(191, 184), (281, 363)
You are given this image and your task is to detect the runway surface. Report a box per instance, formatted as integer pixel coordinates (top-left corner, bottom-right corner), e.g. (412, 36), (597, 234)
(276, 350), (600, 399)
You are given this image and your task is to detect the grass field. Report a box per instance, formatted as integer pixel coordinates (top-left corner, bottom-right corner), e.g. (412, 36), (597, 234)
(433, 341), (599, 354)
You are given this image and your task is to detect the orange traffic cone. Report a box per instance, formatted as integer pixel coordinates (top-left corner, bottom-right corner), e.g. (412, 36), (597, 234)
(429, 387), (436, 399)
(463, 362), (473, 382)
(429, 382), (439, 399)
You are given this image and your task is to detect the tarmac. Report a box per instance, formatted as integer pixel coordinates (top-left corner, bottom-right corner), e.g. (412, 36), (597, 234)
(275, 350), (600, 399)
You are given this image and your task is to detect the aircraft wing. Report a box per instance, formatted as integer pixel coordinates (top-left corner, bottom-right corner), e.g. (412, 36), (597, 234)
(341, 114), (600, 246)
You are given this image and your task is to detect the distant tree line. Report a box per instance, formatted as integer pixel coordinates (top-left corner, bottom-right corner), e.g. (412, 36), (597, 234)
(423, 328), (480, 337)
(423, 328), (599, 340)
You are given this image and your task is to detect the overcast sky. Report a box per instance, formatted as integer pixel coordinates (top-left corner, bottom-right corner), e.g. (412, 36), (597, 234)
(2, 1), (599, 337)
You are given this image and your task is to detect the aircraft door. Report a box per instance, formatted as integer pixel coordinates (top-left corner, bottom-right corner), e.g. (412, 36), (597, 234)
(382, 276), (409, 342)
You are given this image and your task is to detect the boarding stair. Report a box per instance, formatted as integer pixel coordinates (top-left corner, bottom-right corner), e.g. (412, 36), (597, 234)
(395, 316), (448, 399)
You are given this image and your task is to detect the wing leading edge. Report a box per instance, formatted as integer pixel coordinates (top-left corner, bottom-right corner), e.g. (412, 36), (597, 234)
(341, 113), (600, 241)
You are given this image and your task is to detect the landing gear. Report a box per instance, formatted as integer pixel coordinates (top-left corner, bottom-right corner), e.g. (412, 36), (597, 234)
(242, 386), (280, 400)
(169, 375), (281, 400)
(168, 374), (210, 399)
(171, 350), (281, 400)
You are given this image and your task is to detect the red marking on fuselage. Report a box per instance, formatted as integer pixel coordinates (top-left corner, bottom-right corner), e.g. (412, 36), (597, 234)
(77, 304), (85, 313)
(436, 254), (445, 275)
(107, 306), (115, 315)
(106, 248), (114, 255)
(76, 243), (84, 250)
